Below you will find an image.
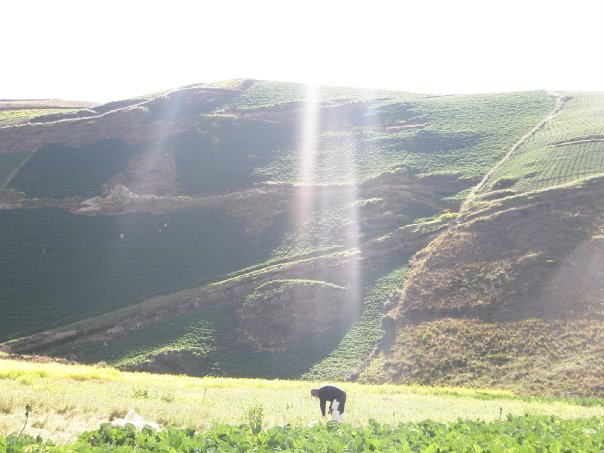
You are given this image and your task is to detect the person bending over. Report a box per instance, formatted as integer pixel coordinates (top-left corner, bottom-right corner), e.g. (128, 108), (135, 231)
(310, 385), (346, 417)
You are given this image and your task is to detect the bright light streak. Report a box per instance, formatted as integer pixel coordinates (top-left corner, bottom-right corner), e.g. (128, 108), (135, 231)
(293, 84), (321, 239)
(299, 85), (320, 186)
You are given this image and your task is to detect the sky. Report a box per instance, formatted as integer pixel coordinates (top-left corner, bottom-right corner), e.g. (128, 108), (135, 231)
(2, 0), (603, 103)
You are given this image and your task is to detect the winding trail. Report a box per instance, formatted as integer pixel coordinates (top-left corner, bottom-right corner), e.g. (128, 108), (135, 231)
(460, 90), (566, 213)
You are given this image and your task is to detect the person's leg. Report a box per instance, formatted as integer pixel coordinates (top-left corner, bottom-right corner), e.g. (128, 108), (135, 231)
(330, 400), (340, 421)
(339, 395), (346, 413)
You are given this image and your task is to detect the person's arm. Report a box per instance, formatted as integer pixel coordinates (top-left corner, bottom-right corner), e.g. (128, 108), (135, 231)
(320, 398), (326, 416)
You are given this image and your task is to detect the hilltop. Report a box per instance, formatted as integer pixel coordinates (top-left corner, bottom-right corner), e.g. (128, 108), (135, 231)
(0, 80), (602, 397)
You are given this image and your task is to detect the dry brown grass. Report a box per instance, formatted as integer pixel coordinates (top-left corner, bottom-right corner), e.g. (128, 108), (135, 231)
(382, 318), (603, 397)
(382, 181), (604, 397)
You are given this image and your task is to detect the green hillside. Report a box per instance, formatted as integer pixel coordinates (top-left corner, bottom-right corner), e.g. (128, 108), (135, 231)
(482, 92), (604, 194)
(0, 207), (286, 341)
(3, 81), (601, 397)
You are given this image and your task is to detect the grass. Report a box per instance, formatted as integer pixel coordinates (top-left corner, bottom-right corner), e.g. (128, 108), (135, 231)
(303, 265), (409, 380)
(0, 357), (602, 445)
(0, 109), (77, 125)
(380, 318), (604, 399)
(0, 151), (30, 187)
(224, 80), (415, 110)
(380, 180), (604, 398)
(39, 253), (409, 380)
(45, 296), (349, 379)
(8, 139), (144, 198)
(246, 279), (346, 300)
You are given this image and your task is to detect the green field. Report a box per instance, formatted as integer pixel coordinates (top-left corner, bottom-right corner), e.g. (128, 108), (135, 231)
(8, 140), (144, 198)
(0, 357), (602, 449)
(485, 92), (604, 193)
(0, 151), (30, 187)
(225, 80), (414, 110)
(0, 207), (287, 341)
(5, 416), (603, 452)
(3, 85), (555, 200)
(241, 89), (555, 186)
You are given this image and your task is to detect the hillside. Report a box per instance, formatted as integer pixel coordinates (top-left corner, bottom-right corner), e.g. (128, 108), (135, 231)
(363, 92), (604, 398)
(0, 80), (601, 397)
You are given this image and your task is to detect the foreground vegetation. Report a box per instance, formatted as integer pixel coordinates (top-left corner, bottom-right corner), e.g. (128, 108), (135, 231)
(4, 415), (603, 452)
(0, 357), (602, 448)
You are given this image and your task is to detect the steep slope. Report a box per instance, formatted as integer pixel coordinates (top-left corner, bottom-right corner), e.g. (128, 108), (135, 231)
(368, 92), (604, 397)
(0, 81), (558, 383)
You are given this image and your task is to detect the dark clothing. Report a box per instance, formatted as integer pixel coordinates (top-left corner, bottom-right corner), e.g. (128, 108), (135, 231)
(317, 385), (346, 416)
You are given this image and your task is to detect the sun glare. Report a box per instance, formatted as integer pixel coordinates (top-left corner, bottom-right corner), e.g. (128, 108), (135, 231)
(294, 84), (375, 322)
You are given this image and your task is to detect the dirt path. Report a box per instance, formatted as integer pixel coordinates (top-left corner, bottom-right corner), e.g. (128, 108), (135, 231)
(548, 137), (604, 147)
(460, 91), (567, 212)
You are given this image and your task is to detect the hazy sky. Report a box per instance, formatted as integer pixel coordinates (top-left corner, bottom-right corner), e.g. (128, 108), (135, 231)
(2, 0), (603, 102)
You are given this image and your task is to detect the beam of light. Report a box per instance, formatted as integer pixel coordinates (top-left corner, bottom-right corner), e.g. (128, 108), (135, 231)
(337, 92), (382, 322)
(294, 84), (320, 231)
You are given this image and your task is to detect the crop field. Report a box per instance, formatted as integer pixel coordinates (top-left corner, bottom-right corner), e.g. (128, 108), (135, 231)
(303, 264), (409, 381)
(0, 357), (602, 449)
(168, 118), (296, 195)
(0, 207), (287, 341)
(4, 416), (603, 452)
(8, 139), (145, 198)
(485, 92), (604, 193)
(46, 300), (350, 379)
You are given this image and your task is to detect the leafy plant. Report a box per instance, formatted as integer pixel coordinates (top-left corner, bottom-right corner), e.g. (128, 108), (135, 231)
(2, 415), (603, 451)
(245, 404), (264, 434)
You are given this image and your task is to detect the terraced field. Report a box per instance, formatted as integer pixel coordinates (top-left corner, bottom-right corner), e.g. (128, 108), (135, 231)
(484, 92), (604, 193)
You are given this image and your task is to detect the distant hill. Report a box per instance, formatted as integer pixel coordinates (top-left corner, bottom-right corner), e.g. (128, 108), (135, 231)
(1, 80), (601, 397)
(0, 99), (98, 126)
